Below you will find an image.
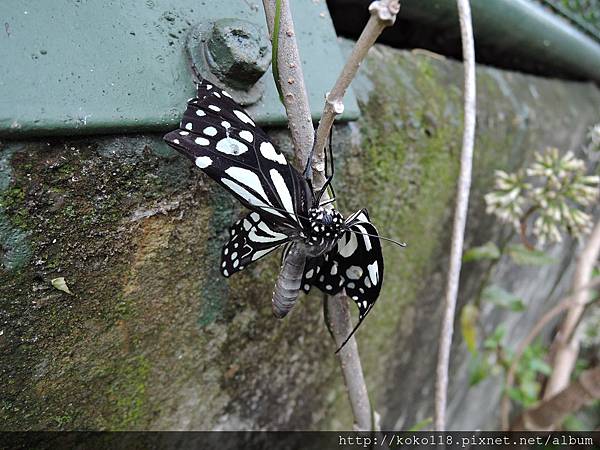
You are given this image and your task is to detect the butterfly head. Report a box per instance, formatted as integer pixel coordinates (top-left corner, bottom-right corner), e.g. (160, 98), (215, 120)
(306, 206), (344, 247)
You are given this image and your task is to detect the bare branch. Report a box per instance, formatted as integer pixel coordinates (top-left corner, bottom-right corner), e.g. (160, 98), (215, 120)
(262, 0), (314, 166)
(544, 218), (600, 399)
(311, 0), (400, 190)
(500, 276), (600, 430)
(511, 365), (600, 431)
(434, 0), (476, 432)
(325, 292), (372, 430)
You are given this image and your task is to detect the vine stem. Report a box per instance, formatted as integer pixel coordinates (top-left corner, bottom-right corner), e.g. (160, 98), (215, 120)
(434, 0), (476, 432)
(261, 0), (399, 431)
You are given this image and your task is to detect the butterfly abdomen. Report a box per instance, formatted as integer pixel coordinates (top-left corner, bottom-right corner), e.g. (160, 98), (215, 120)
(272, 242), (307, 319)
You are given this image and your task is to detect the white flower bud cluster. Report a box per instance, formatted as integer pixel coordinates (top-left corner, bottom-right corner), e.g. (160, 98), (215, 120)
(485, 145), (599, 247)
(484, 170), (529, 228)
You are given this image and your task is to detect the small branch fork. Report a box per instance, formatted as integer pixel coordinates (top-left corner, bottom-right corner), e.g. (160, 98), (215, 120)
(434, 0), (476, 432)
(262, 0), (400, 431)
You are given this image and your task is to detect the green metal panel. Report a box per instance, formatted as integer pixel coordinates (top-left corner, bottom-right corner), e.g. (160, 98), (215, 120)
(0, 1), (359, 137)
(399, 0), (600, 82)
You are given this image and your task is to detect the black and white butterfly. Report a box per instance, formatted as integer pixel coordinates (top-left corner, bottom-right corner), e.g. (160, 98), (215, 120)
(164, 80), (391, 351)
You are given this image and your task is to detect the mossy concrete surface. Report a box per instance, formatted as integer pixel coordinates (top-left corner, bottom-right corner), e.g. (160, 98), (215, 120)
(1, 40), (599, 430)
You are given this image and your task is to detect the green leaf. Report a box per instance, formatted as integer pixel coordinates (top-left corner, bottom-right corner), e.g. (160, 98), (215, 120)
(507, 386), (525, 403)
(507, 244), (557, 266)
(460, 303), (479, 354)
(483, 324), (506, 349)
(407, 417), (432, 432)
(270, 0), (285, 105)
(529, 358), (552, 376)
(468, 353), (490, 386)
(463, 241), (501, 262)
(482, 285), (526, 312)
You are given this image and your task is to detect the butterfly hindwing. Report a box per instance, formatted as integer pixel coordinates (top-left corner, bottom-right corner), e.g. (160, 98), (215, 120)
(301, 208), (384, 321)
(164, 81), (312, 230)
(221, 211), (290, 277)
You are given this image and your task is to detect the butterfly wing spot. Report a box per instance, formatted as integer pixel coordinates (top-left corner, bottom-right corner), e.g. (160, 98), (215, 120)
(215, 137), (248, 155)
(208, 105), (221, 112)
(195, 137), (209, 146)
(224, 167), (270, 203)
(196, 109), (206, 117)
(269, 169), (298, 222)
(173, 139), (180, 144)
(346, 266), (363, 280)
(203, 126), (217, 136)
(239, 130), (253, 142)
(185, 122), (193, 130)
(179, 131), (189, 136)
(260, 142), (287, 165)
(233, 109), (255, 126)
(338, 233), (358, 257)
(195, 156), (212, 168)
(368, 261), (379, 285)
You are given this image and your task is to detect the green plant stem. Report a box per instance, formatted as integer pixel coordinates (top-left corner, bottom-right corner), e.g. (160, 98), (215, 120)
(271, 0), (285, 104)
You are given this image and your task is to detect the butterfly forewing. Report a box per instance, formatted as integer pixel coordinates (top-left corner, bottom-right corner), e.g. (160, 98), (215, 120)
(164, 82), (312, 230)
(301, 208), (384, 321)
(221, 211), (290, 277)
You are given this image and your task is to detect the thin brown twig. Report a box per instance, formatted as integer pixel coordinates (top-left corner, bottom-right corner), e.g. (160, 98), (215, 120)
(434, 0), (476, 432)
(500, 275), (600, 430)
(311, 0), (400, 191)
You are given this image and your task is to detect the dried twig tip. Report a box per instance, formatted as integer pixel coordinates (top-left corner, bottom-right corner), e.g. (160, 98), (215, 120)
(368, 0), (400, 24)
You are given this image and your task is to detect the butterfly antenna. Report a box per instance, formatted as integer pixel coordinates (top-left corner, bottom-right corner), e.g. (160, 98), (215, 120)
(346, 227), (407, 249)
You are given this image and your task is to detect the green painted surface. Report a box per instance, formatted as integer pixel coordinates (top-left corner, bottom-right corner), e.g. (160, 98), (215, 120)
(399, 0), (600, 82)
(1, 40), (599, 431)
(0, 0), (358, 137)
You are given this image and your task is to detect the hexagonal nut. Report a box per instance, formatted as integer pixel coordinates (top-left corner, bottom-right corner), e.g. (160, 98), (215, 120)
(206, 18), (271, 90)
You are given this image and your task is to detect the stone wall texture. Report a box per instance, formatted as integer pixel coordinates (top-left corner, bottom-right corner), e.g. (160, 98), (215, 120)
(1, 40), (599, 430)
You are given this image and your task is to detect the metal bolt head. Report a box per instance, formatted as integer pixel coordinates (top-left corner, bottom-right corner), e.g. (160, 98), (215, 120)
(206, 19), (271, 91)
